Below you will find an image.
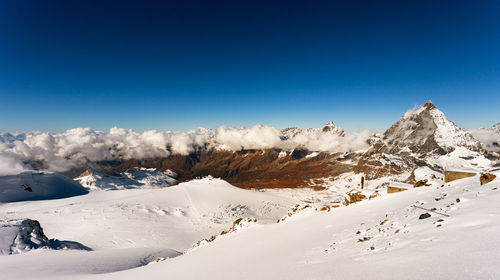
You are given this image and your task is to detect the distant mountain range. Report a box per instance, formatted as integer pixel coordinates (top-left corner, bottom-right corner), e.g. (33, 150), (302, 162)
(0, 101), (498, 189)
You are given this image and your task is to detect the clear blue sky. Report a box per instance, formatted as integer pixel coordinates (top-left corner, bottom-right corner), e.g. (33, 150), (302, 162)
(0, 0), (499, 132)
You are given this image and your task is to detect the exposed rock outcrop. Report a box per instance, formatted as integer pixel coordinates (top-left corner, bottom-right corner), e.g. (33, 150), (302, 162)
(0, 219), (91, 255)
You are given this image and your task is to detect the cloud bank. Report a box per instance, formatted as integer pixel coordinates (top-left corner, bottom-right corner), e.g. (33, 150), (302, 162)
(469, 127), (500, 152)
(0, 155), (26, 170)
(0, 125), (371, 171)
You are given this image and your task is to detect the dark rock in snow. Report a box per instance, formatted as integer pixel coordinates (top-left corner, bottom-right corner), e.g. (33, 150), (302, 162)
(419, 213), (431, 219)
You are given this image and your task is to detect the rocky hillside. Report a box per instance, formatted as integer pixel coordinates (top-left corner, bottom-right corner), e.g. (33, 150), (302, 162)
(70, 149), (355, 189)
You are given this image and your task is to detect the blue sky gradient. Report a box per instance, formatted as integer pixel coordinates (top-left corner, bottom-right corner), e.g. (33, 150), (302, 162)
(1, 0), (499, 132)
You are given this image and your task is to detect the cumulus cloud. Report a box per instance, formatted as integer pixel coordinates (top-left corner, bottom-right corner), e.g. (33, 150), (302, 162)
(213, 125), (283, 151)
(288, 129), (371, 152)
(0, 155), (26, 170)
(469, 128), (500, 152)
(0, 124), (372, 171)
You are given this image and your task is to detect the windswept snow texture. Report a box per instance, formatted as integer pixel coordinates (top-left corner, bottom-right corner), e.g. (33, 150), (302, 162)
(0, 169), (88, 202)
(0, 123), (371, 171)
(74, 168), (177, 191)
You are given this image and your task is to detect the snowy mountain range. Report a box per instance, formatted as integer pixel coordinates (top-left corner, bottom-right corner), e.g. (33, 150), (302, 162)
(281, 120), (346, 140)
(1, 100), (500, 279)
(1, 100), (497, 189)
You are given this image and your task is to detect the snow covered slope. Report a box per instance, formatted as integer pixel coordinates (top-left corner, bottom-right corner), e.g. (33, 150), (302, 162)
(0, 177), (296, 278)
(2, 168), (500, 279)
(0, 168), (88, 202)
(1, 177), (295, 252)
(380, 101), (482, 155)
(93, 170), (500, 280)
(74, 168), (177, 191)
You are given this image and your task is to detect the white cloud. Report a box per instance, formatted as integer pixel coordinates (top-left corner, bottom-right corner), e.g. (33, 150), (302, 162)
(469, 128), (500, 152)
(288, 129), (371, 152)
(213, 125), (283, 151)
(0, 155), (26, 170)
(0, 124), (372, 171)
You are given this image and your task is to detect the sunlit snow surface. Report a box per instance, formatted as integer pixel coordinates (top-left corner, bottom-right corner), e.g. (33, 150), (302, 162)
(0, 176), (296, 278)
(1, 169), (500, 279)
(95, 171), (500, 280)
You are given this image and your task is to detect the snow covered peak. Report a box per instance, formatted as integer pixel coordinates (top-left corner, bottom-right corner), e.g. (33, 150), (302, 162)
(321, 121), (345, 135)
(423, 100), (435, 109)
(381, 101), (482, 155)
(281, 121), (345, 140)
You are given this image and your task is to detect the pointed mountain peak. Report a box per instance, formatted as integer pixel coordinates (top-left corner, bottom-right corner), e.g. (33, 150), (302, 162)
(321, 121), (344, 135)
(402, 101), (438, 119)
(423, 100), (436, 110)
(324, 120), (335, 127)
(381, 101), (482, 155)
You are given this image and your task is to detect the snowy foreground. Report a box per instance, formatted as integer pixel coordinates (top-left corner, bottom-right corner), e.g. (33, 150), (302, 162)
(2, 171), (500, 279)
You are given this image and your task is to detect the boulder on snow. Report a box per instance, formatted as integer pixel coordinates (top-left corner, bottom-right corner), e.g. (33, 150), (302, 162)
(0, 219), (91, 255)
(480, 173), (496, 185)
(419, 213), (431, 219)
